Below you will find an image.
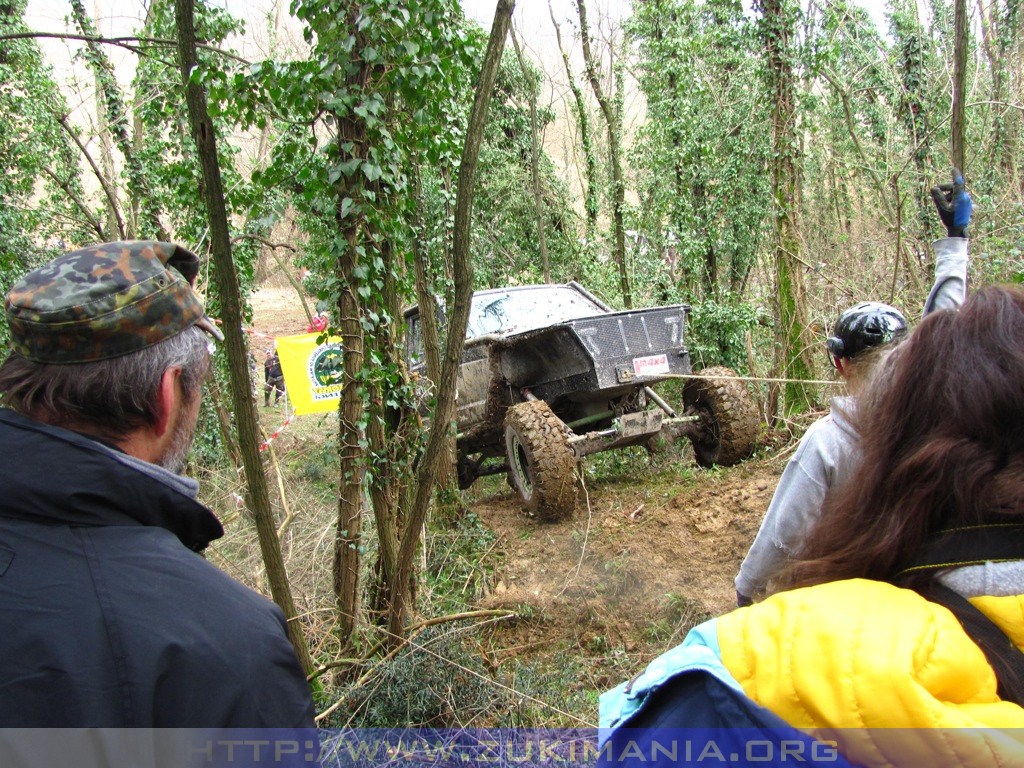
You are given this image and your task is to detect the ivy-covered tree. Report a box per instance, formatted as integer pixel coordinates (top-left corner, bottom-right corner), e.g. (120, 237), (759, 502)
(134, 0), (257, 258)
(629, 0), (770, 300)
(472, 48), (578, 287)
(758, 0), (816, 416)
(234, 0), (494, 645)
(0, 0), (93, 317)
(578, 0), (632, 308)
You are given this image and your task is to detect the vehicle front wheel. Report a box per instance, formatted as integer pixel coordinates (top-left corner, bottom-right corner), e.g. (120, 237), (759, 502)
(683, 366), (760, 467)
(504, 401), (578, 522)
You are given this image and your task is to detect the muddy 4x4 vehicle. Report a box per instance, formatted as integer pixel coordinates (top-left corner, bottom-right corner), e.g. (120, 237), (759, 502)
(404, 282), (759, 521)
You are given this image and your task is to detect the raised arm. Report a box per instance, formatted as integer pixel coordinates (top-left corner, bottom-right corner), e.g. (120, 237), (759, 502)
(925, 169), (972, 315)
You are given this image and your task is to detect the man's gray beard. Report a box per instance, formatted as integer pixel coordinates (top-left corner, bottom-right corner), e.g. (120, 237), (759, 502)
(157, 417), (196, 475)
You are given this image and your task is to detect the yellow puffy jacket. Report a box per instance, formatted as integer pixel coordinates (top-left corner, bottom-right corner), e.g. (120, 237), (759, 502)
(718, 579), (1024, 765)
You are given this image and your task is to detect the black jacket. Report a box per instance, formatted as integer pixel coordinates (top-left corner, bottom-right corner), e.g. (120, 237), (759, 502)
(265, 355), (283, 382)
(0, 409), (316, 728)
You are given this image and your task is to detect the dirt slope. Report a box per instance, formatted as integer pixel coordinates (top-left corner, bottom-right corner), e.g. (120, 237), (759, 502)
(472, 457), (780, 625)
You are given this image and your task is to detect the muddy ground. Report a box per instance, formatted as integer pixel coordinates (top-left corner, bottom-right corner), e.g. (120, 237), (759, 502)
(472, 458), (779, 623)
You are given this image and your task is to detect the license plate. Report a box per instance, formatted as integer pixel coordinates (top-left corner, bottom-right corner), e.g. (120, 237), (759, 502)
(633, 353), (669, 376)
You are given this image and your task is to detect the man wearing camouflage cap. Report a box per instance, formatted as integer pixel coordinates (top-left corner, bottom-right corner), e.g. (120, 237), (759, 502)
(0, 242), (315, 728)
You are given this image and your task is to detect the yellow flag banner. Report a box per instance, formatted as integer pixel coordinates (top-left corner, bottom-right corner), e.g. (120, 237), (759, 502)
(275, 332), (344, 415)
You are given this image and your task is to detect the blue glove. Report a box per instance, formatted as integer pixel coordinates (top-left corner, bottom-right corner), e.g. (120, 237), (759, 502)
(930, 168), (973, 238)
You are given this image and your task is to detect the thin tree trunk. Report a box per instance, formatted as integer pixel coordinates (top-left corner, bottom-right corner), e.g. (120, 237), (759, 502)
(510, 23), (550, 282)
(952, 0), (968, 172)
(410, 166), (455, 491)
(131, 0), (158, 239)
(333, 134), (368, 645)
(175, 0), (314, 676)
(94, 71), (122, 239)
(55, 112), (126, 239)
(759, 0), (814, 416)
(549, 1), (599, 236)
(41, 167), (104, 239)
(366, 236), (411, 618)
(577, 0), (632, 308)
(386, 0), (515, 644)
(71, 0), (169, 241)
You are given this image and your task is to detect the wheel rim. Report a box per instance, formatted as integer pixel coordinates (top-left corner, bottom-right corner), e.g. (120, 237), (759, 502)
(511, 435), (533, 499)
(690, 403), (721, 465)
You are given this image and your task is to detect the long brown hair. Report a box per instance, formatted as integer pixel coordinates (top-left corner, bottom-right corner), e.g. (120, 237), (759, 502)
(786, 284), (1024, 589)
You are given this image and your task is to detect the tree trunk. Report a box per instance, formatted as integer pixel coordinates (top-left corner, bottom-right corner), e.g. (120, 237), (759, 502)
(410, 167), (455, 491)
(385, 0), (515, 644)
(332, 143), (368, 646)
(174, 0), (314, 676)
(71, 0), (170, 241)
(952, 0), (969, 172)
(577, 0), (632, 308)
(758, 0), (815, 416)
(366, 236), (415, 618)
(94, 68), (122, 239)
(510, 23), (550, 282)
(54, 112), (125, 239)
(549, 1), (599, 237)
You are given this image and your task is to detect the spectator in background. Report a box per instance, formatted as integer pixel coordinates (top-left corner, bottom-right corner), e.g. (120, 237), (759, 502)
(601, 283), (1024, 766)
(264, 347), (286, 407)
(735, 171), (973, 605)
(307, 310), (328, 334)
(0, 241), (315, 728)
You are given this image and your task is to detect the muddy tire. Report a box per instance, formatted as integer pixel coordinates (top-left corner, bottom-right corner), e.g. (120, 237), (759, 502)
(683, 366), (759, 468)
(504, 401), (578, 521)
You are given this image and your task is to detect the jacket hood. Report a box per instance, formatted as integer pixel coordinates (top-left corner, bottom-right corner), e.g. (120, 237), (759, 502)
(718, 579), (1024, 735)
(0, 408), (223, 550)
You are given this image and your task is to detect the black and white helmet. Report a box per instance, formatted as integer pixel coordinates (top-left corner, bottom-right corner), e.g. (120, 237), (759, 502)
(826, 302), (908, 360)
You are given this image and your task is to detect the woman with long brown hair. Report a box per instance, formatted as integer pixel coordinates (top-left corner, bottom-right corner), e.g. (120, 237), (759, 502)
(600, 285), (1024, 767)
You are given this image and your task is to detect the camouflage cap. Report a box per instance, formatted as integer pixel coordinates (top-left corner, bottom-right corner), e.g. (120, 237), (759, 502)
(5, 240), (224, 364)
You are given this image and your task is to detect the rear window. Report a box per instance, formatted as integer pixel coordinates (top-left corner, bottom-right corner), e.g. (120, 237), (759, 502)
(467, 286), (605, 339)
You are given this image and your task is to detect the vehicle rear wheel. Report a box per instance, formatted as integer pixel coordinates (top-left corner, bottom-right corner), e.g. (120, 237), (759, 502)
(504, 401), (578, 522)
(683, 366), (759, 467)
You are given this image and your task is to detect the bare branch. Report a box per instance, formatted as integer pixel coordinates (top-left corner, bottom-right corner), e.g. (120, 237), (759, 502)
(0, 31), (250, 65)
(54, 112), (126, 239)
(41, 167), (105, 240)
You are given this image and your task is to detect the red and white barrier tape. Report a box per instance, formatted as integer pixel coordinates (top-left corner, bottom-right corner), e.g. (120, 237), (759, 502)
(244, 326), (276, 342)
(259, 415), (293, 452)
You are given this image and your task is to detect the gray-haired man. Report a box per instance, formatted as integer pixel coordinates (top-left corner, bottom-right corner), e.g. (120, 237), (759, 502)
(0, 241), (315, 728)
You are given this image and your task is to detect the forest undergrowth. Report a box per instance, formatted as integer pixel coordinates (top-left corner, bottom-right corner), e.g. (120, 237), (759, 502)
(200, 401), (804, 728)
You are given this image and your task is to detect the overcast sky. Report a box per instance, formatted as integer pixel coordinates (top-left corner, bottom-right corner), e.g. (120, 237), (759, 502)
(25, 0), (891, 47)
(462, 0), (890, 37)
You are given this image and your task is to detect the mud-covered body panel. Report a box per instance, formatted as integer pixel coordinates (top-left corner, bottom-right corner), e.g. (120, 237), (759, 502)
(498, 306), (692, 403)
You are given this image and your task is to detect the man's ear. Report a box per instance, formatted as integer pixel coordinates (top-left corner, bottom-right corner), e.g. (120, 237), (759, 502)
(153, 367), (181, 438)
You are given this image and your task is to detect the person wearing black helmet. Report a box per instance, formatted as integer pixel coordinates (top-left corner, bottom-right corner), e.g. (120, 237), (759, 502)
(828, 301), (907, 362)
(735, 171), (973, 605)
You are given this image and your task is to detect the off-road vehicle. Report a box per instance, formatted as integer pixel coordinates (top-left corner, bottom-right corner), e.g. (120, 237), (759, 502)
(404, 282), (759, 521)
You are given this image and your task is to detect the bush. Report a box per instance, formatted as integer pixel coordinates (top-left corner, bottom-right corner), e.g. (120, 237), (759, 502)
(335, 627), (497, 728)
(685, 296), (761, 372)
